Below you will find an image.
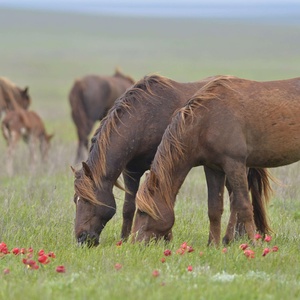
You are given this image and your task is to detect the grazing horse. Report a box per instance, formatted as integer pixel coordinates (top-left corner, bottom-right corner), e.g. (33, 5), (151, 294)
(69, 68), (135, 163)
(0, 77), (31, 116)
(73, 74), (272, 247)
(132, 75), (299, 245)
(1, 109), (54, 176)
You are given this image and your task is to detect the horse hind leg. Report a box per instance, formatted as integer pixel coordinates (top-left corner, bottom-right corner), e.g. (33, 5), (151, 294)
(222, 161), (256, 245)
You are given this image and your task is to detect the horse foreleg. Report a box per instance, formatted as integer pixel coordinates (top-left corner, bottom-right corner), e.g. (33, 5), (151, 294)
(204, 166), (225, 247)
(6, 131), (19, 177)
(223, 161), (255, 245)
(121, 169), (143, 240)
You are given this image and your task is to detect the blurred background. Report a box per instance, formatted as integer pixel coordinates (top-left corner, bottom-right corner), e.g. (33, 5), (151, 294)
(0, 0), (299, 173)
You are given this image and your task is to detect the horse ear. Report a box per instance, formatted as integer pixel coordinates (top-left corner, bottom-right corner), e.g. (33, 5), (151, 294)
(47, 133), (54, 141)
(82, 162), (94, 181)
(23, 86), (29, 95)
(70, 166), (75, 173)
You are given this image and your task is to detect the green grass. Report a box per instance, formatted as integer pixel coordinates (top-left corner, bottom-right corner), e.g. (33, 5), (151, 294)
(0, 7), (300, 300)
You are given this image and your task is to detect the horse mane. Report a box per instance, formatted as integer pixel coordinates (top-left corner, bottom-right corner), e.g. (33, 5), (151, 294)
(0, 77), (22, 110)
(113, 67), (135, 84)
(74, 74), (175, 205)
(136, 75), (236, 220)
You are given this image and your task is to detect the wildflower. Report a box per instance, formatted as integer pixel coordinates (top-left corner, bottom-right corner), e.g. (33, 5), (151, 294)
(3, 268), (10, 275)
(264, 235), (272, 243)
(262, 248), (270, 257)
(23, 259), (39, 270)
(0, 242), (9, 255)
(38, 254), (50, 264)
(20, 248), (26, 254)
(163, 249), (172, 256)
(244, 249), (255, 259)
(254, 234), (262, 240)
(176, 248), (185, 255)
(116, 240), (122, 247)
(199, 251), (204, 257)
(239, 243), (249, 250)
(56, 265), (66, 273)
(222, 248), (227, 253)
(114, 263), (122, 270)
(187, 246), (194, 253)
(38, 249), (45, 256)
(180, 242), (188, 250)
(12, 248), (20, 255)
(152, 270), (160, 277)
(48, 251), (56, 258)
(187, 265), (193, 272)
(160, 257), (166, 263)
(272, 246), (279, 252)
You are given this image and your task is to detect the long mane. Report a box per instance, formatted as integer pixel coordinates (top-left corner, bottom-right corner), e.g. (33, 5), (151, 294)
(136, 75), (236, 219)
(74, 74), (175, 205)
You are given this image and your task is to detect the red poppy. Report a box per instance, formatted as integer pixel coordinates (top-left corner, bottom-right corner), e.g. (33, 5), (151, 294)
(244, 249), (255, 259)
(254, 234), (262, 240)
(48, 251), (56, 258)
(163, 249), (172, 256)
(239, 243), (249, 250)
(272, 246), (279, 252)
(160, 257), (166, 263)
(187, 246), (194, 253)
(3, 268), (10, 275)
(56, 265), (66, 273)
(262, 248), (270, 257)
(264, 235), (272, 243)
(114, 263), (122, 270)
(152, 270), (160, 277)
(38, 254), (50, 264)
(20, 248), (26, 254)
(222, 248), (227, 253)
(187, 265), (193, 272)
(38, 249), (45, 256)
(116, 240), (123, 247)
(0, 242), (9, 254)
(12, 248), (20, 255)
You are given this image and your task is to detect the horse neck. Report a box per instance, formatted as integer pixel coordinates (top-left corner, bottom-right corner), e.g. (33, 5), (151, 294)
(151, 157), (194, 213)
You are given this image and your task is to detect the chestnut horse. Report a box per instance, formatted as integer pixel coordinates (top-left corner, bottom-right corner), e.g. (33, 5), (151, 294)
(2, 109), (54, 176)
(0, 77), (31, 116)
(132, 75), (299, 245)
(69, 68), (135, 163)
(73, 74), (272, 246)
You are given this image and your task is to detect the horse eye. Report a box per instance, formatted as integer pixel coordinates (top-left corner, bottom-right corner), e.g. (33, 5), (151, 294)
(73, 195), (80, 204)
(138, 210), (147, 216)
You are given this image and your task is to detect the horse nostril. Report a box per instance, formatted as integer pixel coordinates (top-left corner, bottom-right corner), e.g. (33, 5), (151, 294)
(77, 231), (88, 245)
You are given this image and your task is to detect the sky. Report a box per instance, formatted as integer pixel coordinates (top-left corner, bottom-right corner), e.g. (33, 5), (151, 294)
(0, 0), (299, 18)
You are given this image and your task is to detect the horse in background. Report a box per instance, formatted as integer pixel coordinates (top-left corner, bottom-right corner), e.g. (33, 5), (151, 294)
(0, 77), (31, 116)
(132, 75), (299, 245)
(1, 109), (54, 176)
(69, 68), (135, 163)
(72, 74), (273, 247)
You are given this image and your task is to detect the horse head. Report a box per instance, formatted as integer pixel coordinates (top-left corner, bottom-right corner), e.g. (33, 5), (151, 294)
(131, 174), (174, 243)
(19, 86), (31, 109)
(73, 162), (116, 247)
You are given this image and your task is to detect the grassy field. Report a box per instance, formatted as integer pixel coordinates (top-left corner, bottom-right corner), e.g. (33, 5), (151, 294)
(0, 7), (300, 300)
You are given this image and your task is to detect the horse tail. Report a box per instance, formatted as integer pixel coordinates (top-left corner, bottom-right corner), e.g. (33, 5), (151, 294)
(69, 80), (90, 139)
(248, 168), (275, 234)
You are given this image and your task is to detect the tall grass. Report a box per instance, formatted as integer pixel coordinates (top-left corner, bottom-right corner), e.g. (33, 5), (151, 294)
(0, 7), (299, 299)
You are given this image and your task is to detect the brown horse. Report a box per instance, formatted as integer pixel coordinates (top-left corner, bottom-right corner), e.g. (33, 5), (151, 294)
(69, 68), (135, 163)
(132, 75), (299, 245)
(73, 74), (272, 247)
(2, 109), (54, 176)
(0, 77), (31, 116)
